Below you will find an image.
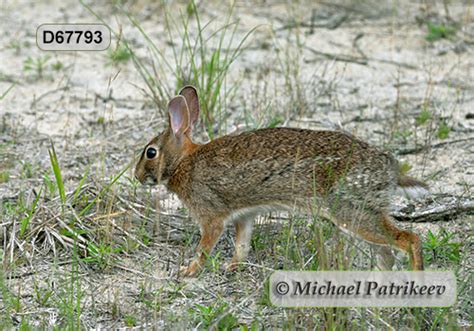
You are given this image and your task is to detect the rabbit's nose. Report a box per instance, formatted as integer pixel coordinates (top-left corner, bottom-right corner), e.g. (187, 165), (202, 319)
(144, 176), (157, 186)
(134, 171), (144, 183)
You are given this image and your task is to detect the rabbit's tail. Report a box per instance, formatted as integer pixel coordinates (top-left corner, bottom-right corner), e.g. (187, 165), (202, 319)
(396, 175), (429, 199)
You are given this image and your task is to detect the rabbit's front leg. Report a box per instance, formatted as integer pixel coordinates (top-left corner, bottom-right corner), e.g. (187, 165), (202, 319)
(226, 219), (253, 272)
(180, 217), (224, 277)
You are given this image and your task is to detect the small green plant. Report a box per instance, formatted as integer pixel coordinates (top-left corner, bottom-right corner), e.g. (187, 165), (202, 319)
(393, 128), (413, 144)
(415, 109), (431, 126)
(437, 121), (451, 139)
(23, 55), (51, 79)
(266, 115), (284, 129)
(205, 251), (222, 273)
(107, 43), (132, 65)
(426, 22), (456, 42)
(21, 161), (34, 179)
(33, 281), (54, 306)
(7, 39), (21, 53)
(139, 289), (162, 312)
(399, 162), (412, 175)
(51, 60), (64, 71)
(423, 228), (461, 265)
(136, 227), (152, 247)
(190, 302), (239, 329)
(124, 314), (137, 327)
(7, 39), (30, 53)
(82, 241), (123, 270)
(0, 170), (10, 183)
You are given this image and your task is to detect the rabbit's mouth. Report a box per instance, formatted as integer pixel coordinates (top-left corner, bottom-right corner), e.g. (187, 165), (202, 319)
(143, 176), (158, 186)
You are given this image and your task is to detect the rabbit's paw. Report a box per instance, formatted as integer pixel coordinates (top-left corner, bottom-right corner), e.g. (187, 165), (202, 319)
(179, 260), (201, 277)
(225, 261), (243, 273)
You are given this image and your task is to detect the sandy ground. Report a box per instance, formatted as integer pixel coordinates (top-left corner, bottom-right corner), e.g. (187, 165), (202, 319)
(0, 0), (473, 329)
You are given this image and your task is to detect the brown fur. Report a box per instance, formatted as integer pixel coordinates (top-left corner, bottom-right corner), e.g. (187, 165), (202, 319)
(135, 86), (426, 276)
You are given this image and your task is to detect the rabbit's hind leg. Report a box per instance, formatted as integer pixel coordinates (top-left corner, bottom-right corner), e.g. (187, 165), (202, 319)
(329, 207), (423, 271)
(380, 214), (424, 271)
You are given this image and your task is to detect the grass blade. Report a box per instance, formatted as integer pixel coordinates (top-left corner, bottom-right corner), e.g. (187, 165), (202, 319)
(72, 165), (90, 204)
(78, 165), (129, 217)
(48, 142), (66, 204)
(19, 187), (43, 237)
(0, 83), (15, 100)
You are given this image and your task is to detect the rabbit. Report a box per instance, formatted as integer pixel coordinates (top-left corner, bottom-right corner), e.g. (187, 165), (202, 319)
(135, 86), (427, 277)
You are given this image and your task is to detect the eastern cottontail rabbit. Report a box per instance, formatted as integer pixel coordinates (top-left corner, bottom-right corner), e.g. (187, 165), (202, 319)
(135, 86), (427, 276)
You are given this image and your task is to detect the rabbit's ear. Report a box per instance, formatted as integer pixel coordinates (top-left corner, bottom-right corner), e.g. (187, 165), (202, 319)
(168, 95), (190, 138)
(179, 85), (200, 126)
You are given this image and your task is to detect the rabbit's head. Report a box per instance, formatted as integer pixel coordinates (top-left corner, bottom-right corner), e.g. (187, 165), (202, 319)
(135, 86), (200, 185)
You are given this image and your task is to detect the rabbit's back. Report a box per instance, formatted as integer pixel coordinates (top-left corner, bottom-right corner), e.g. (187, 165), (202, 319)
(168, 128), (398, 212)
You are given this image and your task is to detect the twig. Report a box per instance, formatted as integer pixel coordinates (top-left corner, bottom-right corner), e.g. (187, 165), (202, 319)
(277, 13), (349, 31)
(391, 195), (474, 222)
(352, 32), (366, 59)
(30, 86), (69, 108)
(397, 136), (474, 155)
(304, 45), (368, 65)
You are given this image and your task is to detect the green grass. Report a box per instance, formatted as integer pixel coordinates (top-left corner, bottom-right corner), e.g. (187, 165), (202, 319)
(54, 244), (83, 329)
(399, 161), (412, 175)
(23, 55), (51, 79)
(189, 302), (239, 329)
(19, 187), (42, 237)
(415, 108), (431, 126)
(78, 164), (129, 217)
(82, 0), (258, 137)
(437, 121), (451, 139)
(82, 241), (123, 270)
(33, 280), (54, 307)
(51, 60), (64, 71)
(124, 314), (137, 327)
(423, 228), (461, 265)
(107, 43), (132, 65)
(0, 170), (10, 183)
(134, 0), (258, 137)
(0, 271), (17, 328)
(48, 142), (66, 205)
(426, 22), (456, 42)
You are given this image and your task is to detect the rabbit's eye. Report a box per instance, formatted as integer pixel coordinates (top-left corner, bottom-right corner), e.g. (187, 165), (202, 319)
(146, 147), (157, 159)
